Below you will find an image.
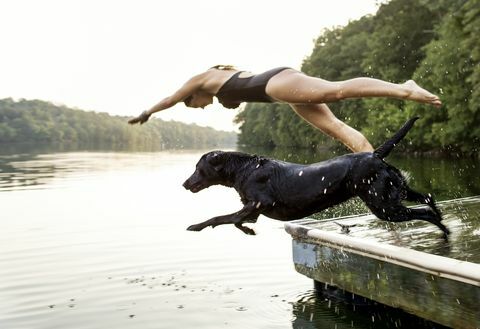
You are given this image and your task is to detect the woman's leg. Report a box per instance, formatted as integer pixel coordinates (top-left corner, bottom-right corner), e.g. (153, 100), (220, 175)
(290, 103), (374, 153)
(267, 71), (441, 107)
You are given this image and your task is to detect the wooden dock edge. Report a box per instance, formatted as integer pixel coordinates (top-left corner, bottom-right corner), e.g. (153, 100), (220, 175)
(285, 221), (480, 328)
(285, 222), (480, 286)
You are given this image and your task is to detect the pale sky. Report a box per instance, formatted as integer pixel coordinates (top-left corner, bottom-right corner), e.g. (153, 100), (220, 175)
(0, 0), (381, 132)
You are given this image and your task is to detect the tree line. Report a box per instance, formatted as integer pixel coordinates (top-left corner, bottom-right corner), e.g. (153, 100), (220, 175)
(0, 98), (237, 149)
(235, 0), (479, 155)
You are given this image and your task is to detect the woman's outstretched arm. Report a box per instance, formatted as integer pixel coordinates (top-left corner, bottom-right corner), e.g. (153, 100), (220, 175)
(128, 73), (205, 124)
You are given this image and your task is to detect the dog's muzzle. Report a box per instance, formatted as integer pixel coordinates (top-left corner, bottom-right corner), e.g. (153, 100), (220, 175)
(183, 177), (203, 193)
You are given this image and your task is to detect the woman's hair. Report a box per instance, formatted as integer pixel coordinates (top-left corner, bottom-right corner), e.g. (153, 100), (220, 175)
(210, 64), (236, 70)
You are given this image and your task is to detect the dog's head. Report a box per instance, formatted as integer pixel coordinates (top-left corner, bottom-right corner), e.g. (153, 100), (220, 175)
(183, 151), (227, 193)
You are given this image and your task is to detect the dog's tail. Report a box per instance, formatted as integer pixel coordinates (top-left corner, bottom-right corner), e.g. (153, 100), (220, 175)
(373, 117), (419, 159)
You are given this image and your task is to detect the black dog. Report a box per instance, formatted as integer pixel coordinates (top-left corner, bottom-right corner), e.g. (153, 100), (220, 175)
(183, 117), (449, 238)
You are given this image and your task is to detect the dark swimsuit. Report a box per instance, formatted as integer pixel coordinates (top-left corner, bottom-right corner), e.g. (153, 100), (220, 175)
(215, 67), (291, 109)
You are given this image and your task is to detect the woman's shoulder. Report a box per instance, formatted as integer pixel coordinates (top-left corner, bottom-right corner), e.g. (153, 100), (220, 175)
(200, 67), (241, 93)
(188, 69), (224, 83)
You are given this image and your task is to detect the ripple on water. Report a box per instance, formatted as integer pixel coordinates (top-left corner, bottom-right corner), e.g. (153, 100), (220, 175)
(2, 151), (474, 329)
(0, 220), (309, 329)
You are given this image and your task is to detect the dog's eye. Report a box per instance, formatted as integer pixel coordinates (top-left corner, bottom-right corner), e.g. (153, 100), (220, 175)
(199, 169), (205, 176)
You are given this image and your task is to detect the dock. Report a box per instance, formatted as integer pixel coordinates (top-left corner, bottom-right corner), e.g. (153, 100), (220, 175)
(285, 196), (480, 328)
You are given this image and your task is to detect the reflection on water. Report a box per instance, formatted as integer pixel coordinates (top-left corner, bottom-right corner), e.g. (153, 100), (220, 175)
(291, 285), (447, 329)
(3, 145), (479, 199)
(240, 145), (480, 202)
(0, 154), (56, 191)
(0, 145), (478, 329)
(0, 152), (165, 192)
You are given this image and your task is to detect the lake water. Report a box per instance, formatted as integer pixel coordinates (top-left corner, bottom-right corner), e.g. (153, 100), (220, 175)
(0, 146), (479, 329)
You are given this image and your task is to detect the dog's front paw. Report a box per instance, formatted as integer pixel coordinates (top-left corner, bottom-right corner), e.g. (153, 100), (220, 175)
(186, 223), (206, 232)
(235, 224), (256, 235)
(242, 227), (256, 235)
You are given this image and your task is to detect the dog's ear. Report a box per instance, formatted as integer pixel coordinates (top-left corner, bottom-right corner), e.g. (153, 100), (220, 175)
(207, 152), (223, 172)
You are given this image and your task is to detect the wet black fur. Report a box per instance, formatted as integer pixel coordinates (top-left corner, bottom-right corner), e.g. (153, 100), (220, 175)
(183, 117), (449, 238)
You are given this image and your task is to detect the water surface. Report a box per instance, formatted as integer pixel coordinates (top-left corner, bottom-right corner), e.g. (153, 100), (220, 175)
(1, 147), (478, 328)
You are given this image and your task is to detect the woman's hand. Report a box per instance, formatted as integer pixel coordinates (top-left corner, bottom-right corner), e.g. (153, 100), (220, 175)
(128, 111), (151, 125)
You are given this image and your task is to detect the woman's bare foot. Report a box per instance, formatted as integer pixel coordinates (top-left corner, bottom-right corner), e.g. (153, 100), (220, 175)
(403, 80), (442, 108)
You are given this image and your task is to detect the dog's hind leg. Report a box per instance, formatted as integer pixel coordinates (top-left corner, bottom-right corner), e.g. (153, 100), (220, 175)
(405, 187), (442, 218)
(367, 203), (450, 240)
(187, 202), (260, 234)
(404, 207), (450, 239)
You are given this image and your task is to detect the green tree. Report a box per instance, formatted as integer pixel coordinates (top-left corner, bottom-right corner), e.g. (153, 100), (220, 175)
(235, 0), (479, 155)
(405, 0), (479, 153)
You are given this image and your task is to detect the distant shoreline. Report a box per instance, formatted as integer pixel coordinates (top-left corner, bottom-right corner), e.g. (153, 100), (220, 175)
(0, 98), (237, 148)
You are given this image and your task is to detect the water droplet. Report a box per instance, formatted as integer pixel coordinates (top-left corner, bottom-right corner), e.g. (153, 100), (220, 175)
(299, 170), (303, 176)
